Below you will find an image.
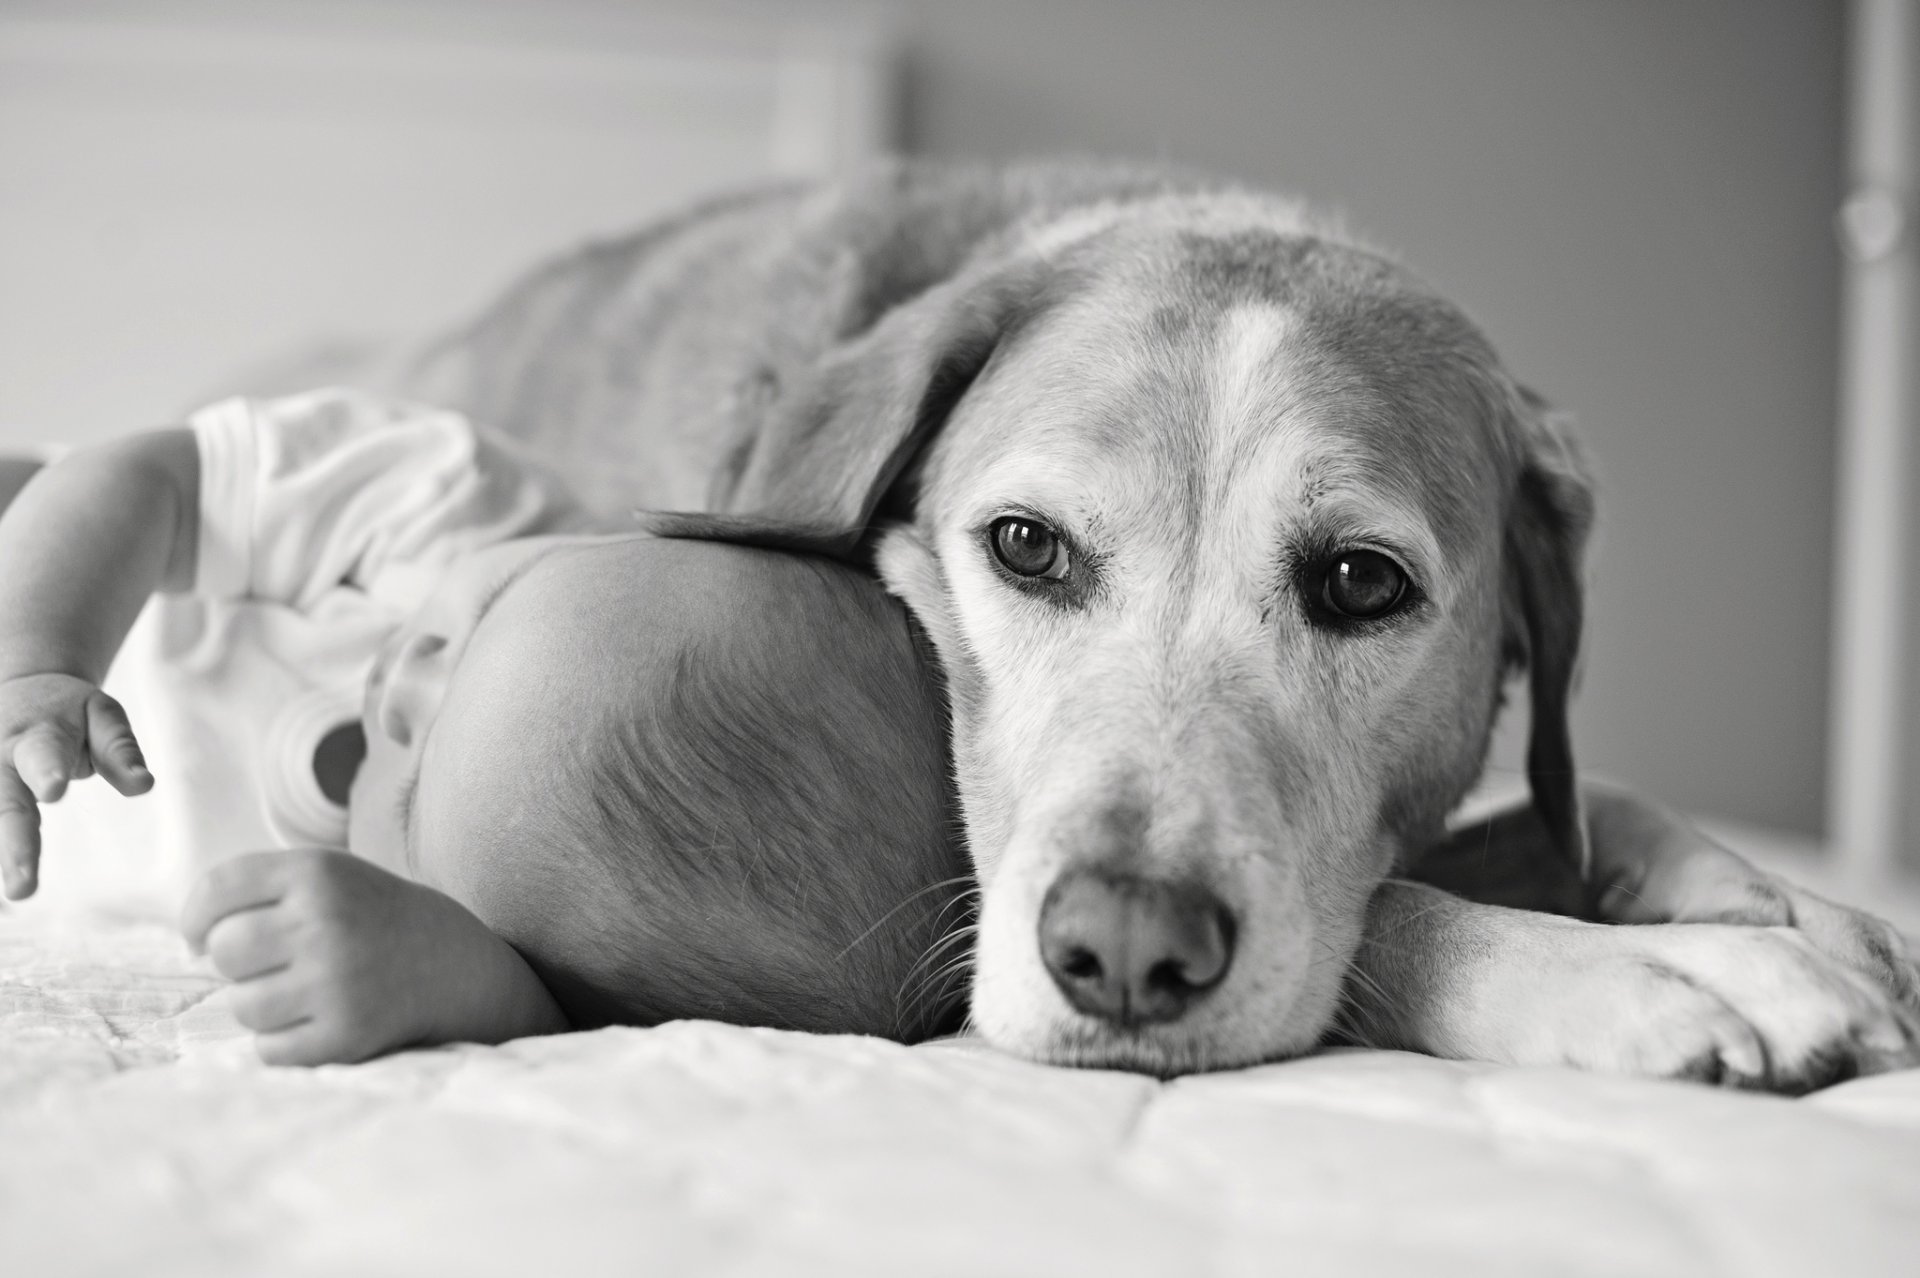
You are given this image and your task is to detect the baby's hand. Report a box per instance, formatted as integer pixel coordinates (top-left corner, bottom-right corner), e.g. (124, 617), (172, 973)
(0, 673), (151, 898)
(180, 849), (566, 1066)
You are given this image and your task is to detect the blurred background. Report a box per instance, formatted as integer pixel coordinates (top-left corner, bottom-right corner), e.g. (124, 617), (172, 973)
(3, 1), (1915, 896)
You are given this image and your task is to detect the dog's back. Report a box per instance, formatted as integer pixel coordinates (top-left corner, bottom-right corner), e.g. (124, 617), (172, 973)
(393, 160), (1235, 512)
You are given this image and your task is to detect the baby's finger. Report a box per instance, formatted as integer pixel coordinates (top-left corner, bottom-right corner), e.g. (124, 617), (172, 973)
(85, 692), (152, 797)
(12, 722), (82, 803)
(204, 906), (293, 981)
(180, 852), (291, 955)
(0, 767), (41, 899)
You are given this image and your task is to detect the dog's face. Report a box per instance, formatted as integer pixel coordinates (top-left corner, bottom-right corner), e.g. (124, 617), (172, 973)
(720, 202), (1591, 1072)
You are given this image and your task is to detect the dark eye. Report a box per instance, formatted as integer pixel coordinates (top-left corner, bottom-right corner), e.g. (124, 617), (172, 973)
(1319, 550), (1409, 620)
(989, 516), (1070, 579)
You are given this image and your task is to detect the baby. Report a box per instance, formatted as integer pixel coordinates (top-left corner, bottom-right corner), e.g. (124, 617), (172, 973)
(0, 390), (968, 1063)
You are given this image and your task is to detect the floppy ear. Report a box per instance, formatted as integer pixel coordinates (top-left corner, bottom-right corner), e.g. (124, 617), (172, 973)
(628, 509), (867, 559)
(1504, 386), (1596, 877)
(676, 256), (1054, 560)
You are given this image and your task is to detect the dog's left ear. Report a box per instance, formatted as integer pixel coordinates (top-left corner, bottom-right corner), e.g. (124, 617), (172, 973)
(1504, 385), (1596, 877)
(695, 256), (1053, 559)
(627, 509), (869, 559)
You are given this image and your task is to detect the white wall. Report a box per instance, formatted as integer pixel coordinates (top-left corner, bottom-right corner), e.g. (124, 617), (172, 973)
(0, 0), (891, 440)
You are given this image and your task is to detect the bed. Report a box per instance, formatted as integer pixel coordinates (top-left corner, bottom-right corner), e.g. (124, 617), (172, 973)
(6, 10), (1919, 1271)
(3, 386), (1917, 1278)
(5, 894), (1917, 1278)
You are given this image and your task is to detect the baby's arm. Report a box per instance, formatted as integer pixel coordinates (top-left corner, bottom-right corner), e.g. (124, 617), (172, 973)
(181, 849), (569, 1064)
(0, 431), (199, 897)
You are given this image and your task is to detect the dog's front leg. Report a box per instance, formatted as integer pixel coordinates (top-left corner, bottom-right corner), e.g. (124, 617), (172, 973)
(1337, 879), (1920, 1091)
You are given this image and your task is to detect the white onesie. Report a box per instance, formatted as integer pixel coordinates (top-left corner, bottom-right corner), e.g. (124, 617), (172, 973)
(28, 389), (595, 918)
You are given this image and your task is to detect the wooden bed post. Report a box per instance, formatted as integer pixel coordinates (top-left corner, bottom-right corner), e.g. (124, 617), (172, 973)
(1831, 0), (1920, 884)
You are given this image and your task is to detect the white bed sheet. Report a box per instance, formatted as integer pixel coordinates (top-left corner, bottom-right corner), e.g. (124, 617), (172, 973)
(4, 910), (1918, 1278)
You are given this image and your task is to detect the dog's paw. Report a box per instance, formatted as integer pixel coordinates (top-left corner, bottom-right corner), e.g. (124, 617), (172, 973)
(1597, 856), (1920, 1019)
(1514, 923), (1920, 1093)
(1766, 883), (1920, 1015)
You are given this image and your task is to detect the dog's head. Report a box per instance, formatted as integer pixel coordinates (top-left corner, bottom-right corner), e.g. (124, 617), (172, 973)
(686, 195), (1593, 1072)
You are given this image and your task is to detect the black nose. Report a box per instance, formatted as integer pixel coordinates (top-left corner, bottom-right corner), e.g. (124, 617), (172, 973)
(1038, 869), (1235, 1027)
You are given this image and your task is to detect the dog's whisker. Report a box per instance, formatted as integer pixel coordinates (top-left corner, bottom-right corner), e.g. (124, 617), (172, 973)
(908, 910), (978, 963)
(900, 932), (977, 1005)
(894, 953), (972, 1040)
(897, 967), (972, 1041)
(1316, 934), (1401, 1047)
(926, 884), (982, 935)
(892, 882), (980, 1037)
(907, 914), (977, 962)
(836, 876), (977, 963)
(898, 921), (983, 997)
(908, 955), (976, 1016)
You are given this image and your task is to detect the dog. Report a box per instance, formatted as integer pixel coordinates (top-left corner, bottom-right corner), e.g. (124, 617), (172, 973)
(343, 159), (1917, 1089)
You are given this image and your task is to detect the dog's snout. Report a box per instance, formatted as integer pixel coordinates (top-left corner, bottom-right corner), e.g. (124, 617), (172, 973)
(1038, 870), (1235, 1027)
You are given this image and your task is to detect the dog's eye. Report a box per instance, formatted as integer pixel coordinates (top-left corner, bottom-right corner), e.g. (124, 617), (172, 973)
(989, 516), (1070, 579)
(1319, 550), (1408, 619)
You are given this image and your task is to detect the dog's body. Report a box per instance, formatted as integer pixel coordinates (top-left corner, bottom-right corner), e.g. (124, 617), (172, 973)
(348, 160), (1915, 1088)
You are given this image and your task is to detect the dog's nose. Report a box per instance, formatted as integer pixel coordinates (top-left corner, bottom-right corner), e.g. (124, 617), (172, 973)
(1038, 870), (1235, 1026)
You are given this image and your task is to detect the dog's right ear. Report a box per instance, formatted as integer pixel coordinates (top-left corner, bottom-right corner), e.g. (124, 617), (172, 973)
(706, 257), (1055, 559)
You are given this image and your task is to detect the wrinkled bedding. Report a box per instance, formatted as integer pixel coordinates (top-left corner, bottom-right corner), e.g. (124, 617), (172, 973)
(3, 910), (1917, 1278)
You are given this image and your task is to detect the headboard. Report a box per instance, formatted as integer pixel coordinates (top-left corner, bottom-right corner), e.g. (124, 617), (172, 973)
(0, 0), (895, 450)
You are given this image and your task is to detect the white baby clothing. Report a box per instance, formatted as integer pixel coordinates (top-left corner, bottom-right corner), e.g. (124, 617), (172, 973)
(30, 389), (595, 917)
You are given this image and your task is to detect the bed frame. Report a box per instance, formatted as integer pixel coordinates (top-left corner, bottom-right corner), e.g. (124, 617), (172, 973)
(1830, 0), (1920, 890)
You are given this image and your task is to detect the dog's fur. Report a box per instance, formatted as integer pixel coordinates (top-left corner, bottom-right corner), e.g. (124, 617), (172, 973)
(331, 159), (1917, 1087)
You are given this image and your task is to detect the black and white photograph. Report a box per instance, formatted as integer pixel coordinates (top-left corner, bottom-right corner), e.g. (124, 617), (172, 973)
(2, 1), (1917, 1274)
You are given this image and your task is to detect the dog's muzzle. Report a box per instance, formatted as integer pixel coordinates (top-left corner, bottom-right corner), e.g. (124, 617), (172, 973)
(1038, 869), (1237, 1027)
